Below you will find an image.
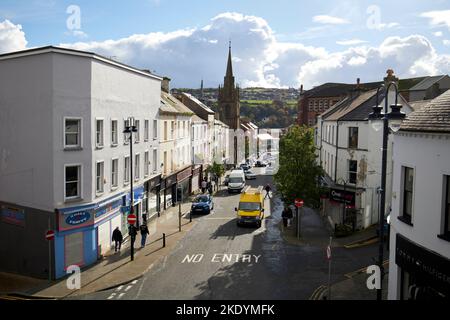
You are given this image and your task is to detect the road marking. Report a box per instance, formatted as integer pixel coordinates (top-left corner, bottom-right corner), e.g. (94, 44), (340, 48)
(131, 280), (138, 285)
(125, 285), (132, 292)
(203, 217), (235, 220)
(118, 293), (125, 299)
(107, 293), (116, 300)
(116, 285), (123, 292)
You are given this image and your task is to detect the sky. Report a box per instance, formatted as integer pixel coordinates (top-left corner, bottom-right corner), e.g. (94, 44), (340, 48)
(1, 0), (450, 88)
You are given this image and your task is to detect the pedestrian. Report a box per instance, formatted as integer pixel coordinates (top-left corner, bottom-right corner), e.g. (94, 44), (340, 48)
(287, 206), (294, 227)
(112, 227), (123, 253)
(207, 180), (213, 194)
(140, 222), (150, 248)
(281, 207), (290, 228)
(201, 179), (207, 193)
(264, 184), (272, 199)
(129, 224), (138, 249)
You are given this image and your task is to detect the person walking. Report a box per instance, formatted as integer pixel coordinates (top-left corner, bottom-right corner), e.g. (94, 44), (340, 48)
(264, 184), (272, 199)
(201, 178), (207, 193)
(112, 227), (123, 253)
(281, 207), (290, 228)
(140, 222), (150, 248)
(287, 206), (294, 227)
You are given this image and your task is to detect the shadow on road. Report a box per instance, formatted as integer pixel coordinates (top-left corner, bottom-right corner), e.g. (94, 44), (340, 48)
(209, 219), (257, 240)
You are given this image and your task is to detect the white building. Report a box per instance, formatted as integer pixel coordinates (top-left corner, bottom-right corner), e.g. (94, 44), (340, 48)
(388, 90), (450, 300)
(213, 119), (230, 165)
(316, 72), (413, 231)
(0, 46), (162, 279)
(191, 115), (210, 165)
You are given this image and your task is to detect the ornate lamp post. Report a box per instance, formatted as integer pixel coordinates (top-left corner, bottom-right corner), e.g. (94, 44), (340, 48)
(123, 117), (138, 261)
(369, 81), (406, 300)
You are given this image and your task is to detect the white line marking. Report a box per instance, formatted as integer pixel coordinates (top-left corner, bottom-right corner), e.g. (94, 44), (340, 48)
(116, 286), (123, 292)
(131, 280), (138, 285)
(118, 293), (125, 299)
(107, 293), (116, 300)
(125, 285), (132, 292)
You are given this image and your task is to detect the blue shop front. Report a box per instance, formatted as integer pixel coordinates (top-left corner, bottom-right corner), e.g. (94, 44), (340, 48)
(54, 186), (145, 279)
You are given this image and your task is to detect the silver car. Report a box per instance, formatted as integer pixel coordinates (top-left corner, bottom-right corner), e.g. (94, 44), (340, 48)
(245, 170), (257, 180)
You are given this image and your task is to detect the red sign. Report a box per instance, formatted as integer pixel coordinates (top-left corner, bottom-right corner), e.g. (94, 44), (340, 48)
(127, 214), (137, 225)
(46, 230), (55, 241)
(327, 245), (332, 260)
(295, 199), (304, 208)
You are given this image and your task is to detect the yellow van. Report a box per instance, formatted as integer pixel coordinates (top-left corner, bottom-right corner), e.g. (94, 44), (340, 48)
(235, 186), (265, 228)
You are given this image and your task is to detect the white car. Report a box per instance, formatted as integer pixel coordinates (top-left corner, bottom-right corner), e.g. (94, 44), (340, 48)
(245, 170), (257, 180)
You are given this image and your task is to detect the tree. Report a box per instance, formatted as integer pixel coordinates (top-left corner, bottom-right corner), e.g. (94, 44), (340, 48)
(207, 161), (225, 182)
(274, 125), (324, 207)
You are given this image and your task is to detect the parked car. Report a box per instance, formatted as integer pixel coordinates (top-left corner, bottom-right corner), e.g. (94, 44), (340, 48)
(191, 194), (214, 215)
(240, 163), (251, 171)
(228, 170), (246, 193)
(245, 170), (257, 180)
(255, 161), (267, 168)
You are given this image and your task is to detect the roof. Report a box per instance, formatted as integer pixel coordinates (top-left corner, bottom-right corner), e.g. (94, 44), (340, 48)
(323, 90), (381, 121)
(192, 115), (207, 123)
(214, 119), (229, 127)
(0, 45), (163, 81)
(160, 91), (194, 116)
(408, 99), (433, 111)
(181, 92), (215, 114)
(400, 89), (450, 133)
(409, 75), (447, 91)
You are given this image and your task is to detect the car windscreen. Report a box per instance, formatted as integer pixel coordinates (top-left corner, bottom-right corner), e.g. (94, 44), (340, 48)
(195, 196), (209, 203)
(229, 177), (243, 183)
(239, 202), (261, 211)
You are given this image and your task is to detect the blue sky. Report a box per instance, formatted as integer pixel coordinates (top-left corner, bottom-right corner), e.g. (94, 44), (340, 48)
(1, 0), (450, 88)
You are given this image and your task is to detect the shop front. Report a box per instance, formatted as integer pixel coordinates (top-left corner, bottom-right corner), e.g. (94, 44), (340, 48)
(120, 185), (145, 231)
(177, 166), (193, 201)
(145, 175), (161, 221)
(54, 192), (125, 279)
(161, 173), (177, 210)
(395, 233), (450, 300)
(191, 166), (201, 194)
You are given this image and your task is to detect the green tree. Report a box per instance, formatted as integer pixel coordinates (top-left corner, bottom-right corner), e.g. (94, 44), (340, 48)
(274, 125), (324, 207)
(207, 161), (225, 181)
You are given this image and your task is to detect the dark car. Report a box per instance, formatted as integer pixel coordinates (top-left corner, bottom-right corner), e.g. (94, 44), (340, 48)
(240, 163), (251, 171)
(191, 195), (214, 215)
(255, 161), (267, 168)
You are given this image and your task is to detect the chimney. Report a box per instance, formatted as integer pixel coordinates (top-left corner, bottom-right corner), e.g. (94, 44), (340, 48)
(300, 84), (304, 94)
(162, 77), (171, 93)
(356, 78), (361, 89)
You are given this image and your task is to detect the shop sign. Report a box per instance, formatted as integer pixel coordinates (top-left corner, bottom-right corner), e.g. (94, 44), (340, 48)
(396, 234), (450, 294)
(177, 167), (192, 183)
(166, 174), (177, 187)
(147, 175), (161, 190)
(1, 205), (25, 227)
(66, 211), (91, 226)
(329, 188), (355, 205)
(94, 199), (122, 220)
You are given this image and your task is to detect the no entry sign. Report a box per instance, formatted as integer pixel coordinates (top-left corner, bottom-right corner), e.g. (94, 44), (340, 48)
(46, 230), (55, 241)
(127, 214), (137, 225)
(295, 199), (304, 208)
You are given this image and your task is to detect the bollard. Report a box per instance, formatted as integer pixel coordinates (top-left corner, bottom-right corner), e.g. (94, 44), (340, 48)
(190, 211), (192, 223)
(163, 233), (166, 248)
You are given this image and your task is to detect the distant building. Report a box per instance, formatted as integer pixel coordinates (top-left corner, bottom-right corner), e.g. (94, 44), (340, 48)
(403, 75), (450, 102)
(388, 89), (450, 300)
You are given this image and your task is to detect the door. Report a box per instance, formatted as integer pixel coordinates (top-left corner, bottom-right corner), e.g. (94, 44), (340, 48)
(65, 232), (84, 270)
(97, 221), (111, 257)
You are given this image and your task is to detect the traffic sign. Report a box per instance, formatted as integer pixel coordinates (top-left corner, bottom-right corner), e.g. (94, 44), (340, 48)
(127, 214), (137, 225)
(295, 199), (304, 208)
(327, 245), (332, 260)
(46, 230), (55, 241)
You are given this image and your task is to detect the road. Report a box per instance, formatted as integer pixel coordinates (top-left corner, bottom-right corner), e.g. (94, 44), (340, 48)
(73, 162), (380, 300)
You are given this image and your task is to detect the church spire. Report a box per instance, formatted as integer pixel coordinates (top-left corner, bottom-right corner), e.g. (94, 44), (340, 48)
(226, 41), (233, 79)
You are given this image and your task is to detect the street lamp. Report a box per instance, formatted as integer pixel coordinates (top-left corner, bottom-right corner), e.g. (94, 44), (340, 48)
(369, 81), (406, 301)
(124, 116), (138, 261)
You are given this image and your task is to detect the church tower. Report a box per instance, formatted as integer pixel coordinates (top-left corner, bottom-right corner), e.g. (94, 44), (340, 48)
(217, 43), (240, 130)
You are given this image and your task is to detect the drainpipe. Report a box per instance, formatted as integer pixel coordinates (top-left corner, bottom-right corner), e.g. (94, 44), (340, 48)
(334, 120), (340, 182)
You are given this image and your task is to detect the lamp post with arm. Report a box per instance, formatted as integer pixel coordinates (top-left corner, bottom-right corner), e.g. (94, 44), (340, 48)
(124, 117), (138, 261)
(369, 81), (406, 301)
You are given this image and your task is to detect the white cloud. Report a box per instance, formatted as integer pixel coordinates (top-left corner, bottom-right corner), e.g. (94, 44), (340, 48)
(434, 31), (443, 37)
(421, 10), (450, 30)
(0, 19), (27, 54)
(443, 40), (450, 46)
(375, 22), (400, 30)
(336, 39), (368, 46)
(312, 15), (350, 25)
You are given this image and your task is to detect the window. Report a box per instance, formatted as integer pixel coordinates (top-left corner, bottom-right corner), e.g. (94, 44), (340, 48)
(111, 159), (118, 189)
(65, 165), (81, 199)
(171, 121), (175, 140)
(153, 120), (158, 140)
(442, 175), (450, 237)
(135, 154), (140, 180)
(65, 118), (81, 148)
(135, 120), (140, 142)
(111, 120), (118, 146)
(144, 120), (149, 141)
(144, 151), (149, 177)
(164, 121), (168, 141)
(348, 127), (358, 149)
(348, 160), (357, 184)
(401, 167), (414, 224)
(96, 161), (104, 194)
(153, 149), (158, 173)
(124, 120), (129, 144)
(124, 156), (130, 184)
(96, 119), (104, 147)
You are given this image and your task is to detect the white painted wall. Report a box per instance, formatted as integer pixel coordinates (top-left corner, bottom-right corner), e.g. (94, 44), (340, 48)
(388, 132), (450, 300)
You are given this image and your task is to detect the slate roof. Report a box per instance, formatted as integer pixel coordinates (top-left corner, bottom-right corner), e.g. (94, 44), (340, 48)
(160, 91), (194, 115)
(323, 90), (383, 121)
(400, 89), (450, 133)
(181, 92), (215, 114)
(409, 75), (447, 91)
(408, 100), (433, 111)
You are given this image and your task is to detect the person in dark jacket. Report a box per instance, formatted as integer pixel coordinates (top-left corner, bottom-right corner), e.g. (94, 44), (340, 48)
(140, 223), (150, 248)
(112, 227), (123, 253)
(281, 207), (290, 228)
(264, 184), (272, 199)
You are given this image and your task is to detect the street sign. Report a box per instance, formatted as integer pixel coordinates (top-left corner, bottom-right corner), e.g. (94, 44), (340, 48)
(46, 230), (55, 241)
(127, 214), (137, 225)
(295, 199), (304, 208)
(327, 245), (332, 260)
